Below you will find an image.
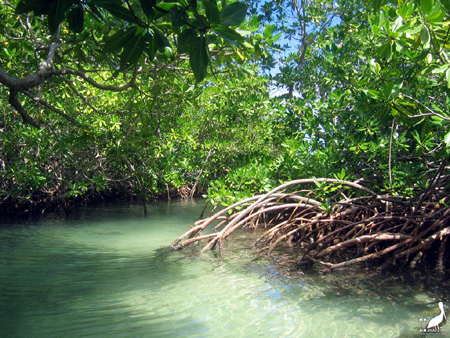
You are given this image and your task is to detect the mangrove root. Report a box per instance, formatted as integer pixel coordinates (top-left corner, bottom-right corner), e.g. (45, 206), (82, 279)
(171, 176), (450, 271)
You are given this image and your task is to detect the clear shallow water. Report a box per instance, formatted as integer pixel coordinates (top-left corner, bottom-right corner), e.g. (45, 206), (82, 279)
(0, 200), (449, 337)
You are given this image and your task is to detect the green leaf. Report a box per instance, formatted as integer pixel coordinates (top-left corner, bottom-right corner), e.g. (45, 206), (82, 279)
(383, 81), (395, 99)
(178, 28), (198, 54)
(440, 0), (450, 13)
(369, 58), (381, 74)
(377, 41), (393, 60)
(264, 24), (276, 38)
(139, 0), (156, 17)
(152, 27), (170, 51)
(427, 8), (445, 22)
(120, 34), (146, 68)
(420, 0), (434, 14)
(399, 1), (415, 17)
(16, 0), (49, 14)
(432, 64), (450, 74)
(236, 65), (255, 76)
(373, 0), (385, 12)
(364, 89), (382, 99)
(249, 14), (260, 32)
(392, 16), (403, 32)
(92, 0), (136, 22)
(420, 26), (431, 49)
(214, 26), (243, 46)
(103, 28), (138, 53)
(446, 68), (450, 88)
(170, 6), (188, 27)
(48, 0), (69, 34)
(444, 131), (450, 146)
(369, 16), (380, 35)
(192, 11), (210, 30)
(146, 34), (156, 60)
(156, 2), (178, 11)
(220, 2), (247, 26)
(87, 3), (104, 21)
(204, 0), (221, 25)
(189, 36), (209, 82)
(66, 5), (84, 34)
(391, 81), (402, 99)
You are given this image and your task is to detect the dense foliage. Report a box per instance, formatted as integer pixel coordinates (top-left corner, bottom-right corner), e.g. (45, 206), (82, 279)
(206, 0), (450, 207)
(171, 0), (450, 271)
(1, 0), (449, 224)
(0, 0), (278, 214)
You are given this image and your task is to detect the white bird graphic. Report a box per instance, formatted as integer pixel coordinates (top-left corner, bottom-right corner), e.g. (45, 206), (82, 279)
(427, 302), (446, 332)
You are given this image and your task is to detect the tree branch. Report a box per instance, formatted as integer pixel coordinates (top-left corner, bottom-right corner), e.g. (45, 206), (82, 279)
(0, 66), (139, 92)
(8, 89), (41, 128)
(0, 65), (139, 126)
(22, 90), (83, 127)
(399, 95), (450, 122)
(39, 25), (61, 71)
(61, 77), (103, 115)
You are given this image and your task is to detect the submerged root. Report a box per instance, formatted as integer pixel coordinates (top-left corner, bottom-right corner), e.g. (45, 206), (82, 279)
(171, 176), (450, 271)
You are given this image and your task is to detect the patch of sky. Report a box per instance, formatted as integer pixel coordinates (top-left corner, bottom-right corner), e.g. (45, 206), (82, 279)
(249, 1), (342, 98)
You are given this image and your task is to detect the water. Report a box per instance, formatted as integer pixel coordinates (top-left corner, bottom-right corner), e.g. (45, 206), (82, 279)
(0, 200), (449, 337)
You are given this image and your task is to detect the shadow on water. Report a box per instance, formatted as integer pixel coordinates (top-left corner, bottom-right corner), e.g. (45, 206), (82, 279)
(0, 245), (207, 337)
(0, 201), (211, 337)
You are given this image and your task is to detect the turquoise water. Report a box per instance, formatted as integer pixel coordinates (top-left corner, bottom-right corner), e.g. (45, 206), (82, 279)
(0, 200), (448, 337)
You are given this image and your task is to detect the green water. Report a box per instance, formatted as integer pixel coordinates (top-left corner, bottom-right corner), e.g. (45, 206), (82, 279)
(0, 200), (449, 337)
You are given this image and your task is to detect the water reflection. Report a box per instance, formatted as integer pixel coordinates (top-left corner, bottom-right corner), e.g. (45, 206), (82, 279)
(0, 200), (449, 337)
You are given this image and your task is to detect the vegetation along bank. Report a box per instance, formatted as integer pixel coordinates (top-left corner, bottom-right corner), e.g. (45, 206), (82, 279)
(1, 0), (449, 270)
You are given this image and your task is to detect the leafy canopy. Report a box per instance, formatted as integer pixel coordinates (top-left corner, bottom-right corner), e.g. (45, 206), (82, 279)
(14, 0), (250, 81)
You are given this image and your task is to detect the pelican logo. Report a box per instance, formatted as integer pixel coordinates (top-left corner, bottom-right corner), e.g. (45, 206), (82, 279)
(418, 302), (446, 333)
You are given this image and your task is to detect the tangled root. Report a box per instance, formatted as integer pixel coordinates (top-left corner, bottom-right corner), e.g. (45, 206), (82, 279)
(172, 176), (450, 271)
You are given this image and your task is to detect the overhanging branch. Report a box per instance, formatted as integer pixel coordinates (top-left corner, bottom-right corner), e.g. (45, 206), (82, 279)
(0, 66), (139, 92)
(22, 90), (83, 128)
(0, 66), (139, 127)
(8, 89), (41, 128)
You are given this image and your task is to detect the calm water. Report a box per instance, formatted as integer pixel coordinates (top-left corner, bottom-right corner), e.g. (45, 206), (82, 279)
(0, 200), (449, 337)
